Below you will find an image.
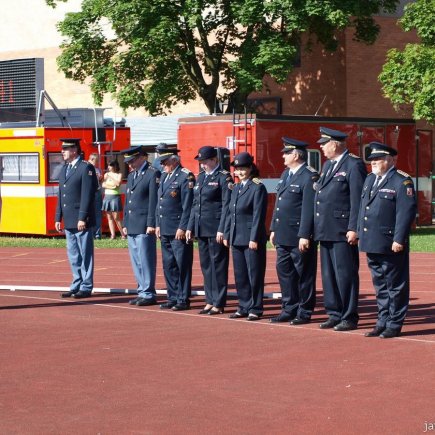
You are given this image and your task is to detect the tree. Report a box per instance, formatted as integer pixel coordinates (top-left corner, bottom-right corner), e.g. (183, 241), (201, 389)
(47, 0), (400, 115)
(379, 0), (435, 124)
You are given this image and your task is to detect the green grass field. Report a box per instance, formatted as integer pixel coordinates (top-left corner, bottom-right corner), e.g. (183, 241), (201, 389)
(0, 227), (434, 251)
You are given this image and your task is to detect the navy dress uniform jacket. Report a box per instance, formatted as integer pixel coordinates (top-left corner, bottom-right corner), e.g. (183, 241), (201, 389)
(314, 151), (367, 241)
(156, 166), (195, 235)
(224, 179), (268, 246)
(187, 167), (233, 237)
(358, 169), (416, 253)
(123, 163), (160, 234)
(270, 164), (319, 245)
(55, 158), (98, 229)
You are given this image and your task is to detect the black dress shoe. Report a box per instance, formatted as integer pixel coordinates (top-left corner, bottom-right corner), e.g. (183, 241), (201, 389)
(198, 307), (212, 314)
(136, 298), (157, 306)
(171, 303), (190, 311)
(365, 326), (386, 337)
(209, 308), (224, 315)
(61, 291), (77, 298)
(228, 311), (248, 319)
(319, 318), (340, 329)
(334, 320), (357, 331)
(72, 291), (92, 299)
(129, 298), (140, 305)
(269, 312), (293, 323)
(290, 317), (310, 325)
(160, 302), (177, 309)
(379, 328), (401, 339)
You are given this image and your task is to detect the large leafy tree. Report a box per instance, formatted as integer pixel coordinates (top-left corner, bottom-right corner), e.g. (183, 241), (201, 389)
(379, 0), (435, 123)
(47, 0), (399, 115)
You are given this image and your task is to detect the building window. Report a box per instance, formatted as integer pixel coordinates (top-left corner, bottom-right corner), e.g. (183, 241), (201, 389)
(0, 153), (39, 182)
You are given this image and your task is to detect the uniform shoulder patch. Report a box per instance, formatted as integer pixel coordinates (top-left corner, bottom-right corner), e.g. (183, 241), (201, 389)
(348, 153), (361, 159)
(181, 167), (191, 174)
(252, 177), (262, 185)
(397, 169), (411, 178)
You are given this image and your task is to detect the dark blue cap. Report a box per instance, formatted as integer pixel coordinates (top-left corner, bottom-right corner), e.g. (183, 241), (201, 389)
(317, 127), (348, 144)
(122, 146), (148, 163)
(155, 142), (180, 158)
(195, 146), (217, 161)
(281, 137), (309, 153)
(367, 142), (397, 160)
(231, 152), (254, 167)
(60, 138), (81, 149)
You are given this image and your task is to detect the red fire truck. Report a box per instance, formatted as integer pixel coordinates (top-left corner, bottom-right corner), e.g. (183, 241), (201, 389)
(177, 114), (433, 226)
(0, 108), (130, 235)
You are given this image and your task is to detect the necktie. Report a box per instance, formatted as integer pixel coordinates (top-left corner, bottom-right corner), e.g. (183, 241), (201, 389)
(165, 172), (172, 183)
(66, 164), (72, 176)
(285, 170), (293, 186)
(370, 175), (382, 197)
(133, 171), (138, 179)
(326, 160), (336, 177)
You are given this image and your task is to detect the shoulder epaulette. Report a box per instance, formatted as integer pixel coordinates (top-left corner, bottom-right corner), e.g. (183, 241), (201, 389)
(181, 168), (191, 174)
(348, 153), (361, 159)
(148, 166), (157, 171)
(252, 178), (262, 185)
(397, 169), (411, 178)
(306, 165), (317, 173)
(219, 169), (230, 175)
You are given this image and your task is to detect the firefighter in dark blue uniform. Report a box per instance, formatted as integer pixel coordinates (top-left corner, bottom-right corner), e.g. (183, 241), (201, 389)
(358, 142), (416, 338)
(223, 152), (268, 321)
(55, 138), (98, 299)
(314, 127), (367, 331)
(269, 138), (319, 324)
(155, 144), (195, 311)
(186, 146), (234, 315)
(122, 146), (160, 306)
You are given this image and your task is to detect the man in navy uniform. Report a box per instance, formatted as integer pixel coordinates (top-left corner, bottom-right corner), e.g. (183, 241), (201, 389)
(269, 137), (319, 325)
(122, 146), (160, 306)
(358, 142), (416, 338)
(314, 127), (367, 331)
(55, 138), (98, 299)
(186, 146), (233, 315)
(155, 144), (195, 311)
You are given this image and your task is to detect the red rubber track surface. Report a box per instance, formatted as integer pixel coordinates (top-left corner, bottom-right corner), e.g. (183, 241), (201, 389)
(0, 247), (434, 434)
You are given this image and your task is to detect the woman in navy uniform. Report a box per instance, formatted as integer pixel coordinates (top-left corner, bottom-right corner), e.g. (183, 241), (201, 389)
(186, 146), (234, 315)
(269, 138), (319, 325)
(358, 142), (416, 338)
(155, 144), (195, 311)
(122, 146), (160, 306)
(223, 152), (268, 321)
(314, 127), (367, 331)
(55, 138), (98, 299)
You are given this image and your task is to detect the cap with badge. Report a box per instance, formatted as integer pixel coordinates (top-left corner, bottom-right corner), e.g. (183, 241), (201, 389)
(231, 152), (254, 167)
(367, 142), (398, 160)
(155, 143), (180, 160)
(281, 137), (309, 153)
(122, 146), (148, 163)
(194, 146), (217, 161)
(60, 138), (81, 149)
(317, 127), (348, 144)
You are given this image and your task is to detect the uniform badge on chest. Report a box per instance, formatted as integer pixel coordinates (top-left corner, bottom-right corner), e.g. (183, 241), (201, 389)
(170, 190), (178, 198)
